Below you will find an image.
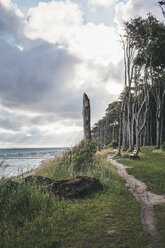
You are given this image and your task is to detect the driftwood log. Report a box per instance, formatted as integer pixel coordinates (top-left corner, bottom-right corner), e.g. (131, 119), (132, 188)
(25, 175), (103, 199)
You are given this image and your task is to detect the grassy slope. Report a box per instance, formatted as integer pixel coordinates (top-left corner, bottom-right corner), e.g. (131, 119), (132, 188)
(0, 149), (148, 248)
(118, 147), (165, 247)
(118, 147), (165, 194)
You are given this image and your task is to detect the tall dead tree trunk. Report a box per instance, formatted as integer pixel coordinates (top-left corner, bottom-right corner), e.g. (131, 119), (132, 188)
(155, 89), (165, 149)
(83, 93), (91, 143)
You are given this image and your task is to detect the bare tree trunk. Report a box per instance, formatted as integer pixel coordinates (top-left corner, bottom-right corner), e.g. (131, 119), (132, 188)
(135, 85), (150, 151)
(143, 127), (146, 146)
(128, 91), (133, 151)
(117, 111), (122, 155)
(136, 130), (141, 151)
(122, 102), (128, 150)
(146, 111), (150, 146)
(149, 110), (153, 146)
(83, 93), (91, 143)
(155, 89), (165, 148)
(160, 111), (164, 144)
(131, 103), (135, 149)
(156, 113), (161, 149)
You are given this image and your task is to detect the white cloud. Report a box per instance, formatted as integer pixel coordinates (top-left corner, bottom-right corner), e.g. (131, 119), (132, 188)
(72, 23), (122, 65)
(26, 1), (83, 44)
(88, 0), (117, 8)
(114, 0), (163, 30)
(25, 0), (123, 65)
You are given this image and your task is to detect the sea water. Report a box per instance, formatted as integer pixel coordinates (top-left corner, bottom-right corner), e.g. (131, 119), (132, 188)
(0, 147), (65, 179)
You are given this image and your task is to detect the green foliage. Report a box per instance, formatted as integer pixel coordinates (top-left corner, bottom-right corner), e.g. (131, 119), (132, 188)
(161, 141), (165, 151)
(71, 139), (97, 172)
(121, 153), (130, 158)
(110, 140), (118, 149)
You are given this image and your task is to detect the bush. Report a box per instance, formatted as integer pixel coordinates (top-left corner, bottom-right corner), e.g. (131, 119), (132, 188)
(110, 140), (118, 149)
(122, 153), (130, 158)
(162, 142), (165, 151)
(71, 139), (97, 172)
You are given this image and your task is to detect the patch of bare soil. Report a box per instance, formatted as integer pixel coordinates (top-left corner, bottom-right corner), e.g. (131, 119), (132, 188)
(108, 155), (165, 248)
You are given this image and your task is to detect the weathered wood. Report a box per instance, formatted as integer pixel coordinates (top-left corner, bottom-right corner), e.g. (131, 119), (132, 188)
(25, 175), (103, 199)
(83, 93), (91, 143)
(129, 150), (139, 159)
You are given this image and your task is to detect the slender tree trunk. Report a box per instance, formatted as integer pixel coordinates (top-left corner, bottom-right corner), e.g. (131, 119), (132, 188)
(160, 111), (164, 144)
(122, 102), (128, 150)
(128, 91), (133, 151)
(136, 128), (141, 151)
(155, 98), (161, 149)
(156, 114), (161, 149)
(131, 103), (135, 149)
(117, 112), (122, 155)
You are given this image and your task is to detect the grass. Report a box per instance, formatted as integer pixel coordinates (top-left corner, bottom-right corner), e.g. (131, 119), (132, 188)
(154, 204), (165, 248)
(0, 148), (148, 248)
(117, 146), (165, 247)
(118, 147), (165, 194)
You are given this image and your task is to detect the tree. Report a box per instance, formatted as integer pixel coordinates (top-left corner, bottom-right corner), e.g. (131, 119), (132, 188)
(93, 15), (165, 152)
(158, 0), (165, 18)
(119, 15), (165, 151)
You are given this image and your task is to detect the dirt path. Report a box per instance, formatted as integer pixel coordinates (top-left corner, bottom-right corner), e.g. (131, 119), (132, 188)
(108, 155), (165, 248)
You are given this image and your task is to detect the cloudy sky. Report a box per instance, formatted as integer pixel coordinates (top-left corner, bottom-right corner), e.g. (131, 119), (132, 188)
(0, 0), (163, 148)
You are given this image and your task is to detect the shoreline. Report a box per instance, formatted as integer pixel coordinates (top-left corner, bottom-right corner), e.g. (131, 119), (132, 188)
(3, 156), (60, 180)
(0, 149), (66, 180)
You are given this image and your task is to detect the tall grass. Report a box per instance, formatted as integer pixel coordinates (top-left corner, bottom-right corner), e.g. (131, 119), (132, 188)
(0, 144), (148, 248)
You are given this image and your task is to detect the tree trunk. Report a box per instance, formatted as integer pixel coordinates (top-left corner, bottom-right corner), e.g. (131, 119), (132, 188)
(117, 112), (122, 155)
(122, 102), (128, 150)
(127, 91), (133, 151)
(156, 116), (161, 149)
(136, 128), (141, 151)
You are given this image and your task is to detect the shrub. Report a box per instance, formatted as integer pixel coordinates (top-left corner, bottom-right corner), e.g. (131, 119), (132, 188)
(122, 153), (130, 158)
(110, 140), (118, 149)
(71, 139), (97, 172)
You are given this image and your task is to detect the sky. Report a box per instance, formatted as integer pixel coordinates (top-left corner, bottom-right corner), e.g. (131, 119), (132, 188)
(0, 0), (163, 148)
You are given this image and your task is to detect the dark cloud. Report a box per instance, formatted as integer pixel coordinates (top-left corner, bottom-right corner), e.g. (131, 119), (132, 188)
(0, 0), (25, 43)
(0, 39), (83, 117)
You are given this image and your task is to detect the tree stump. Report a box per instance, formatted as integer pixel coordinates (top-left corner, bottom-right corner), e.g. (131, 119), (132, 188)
(83, 93), (91, 143)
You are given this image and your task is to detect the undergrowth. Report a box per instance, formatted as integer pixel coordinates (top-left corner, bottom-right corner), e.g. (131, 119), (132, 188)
(0, 142), (148, 248)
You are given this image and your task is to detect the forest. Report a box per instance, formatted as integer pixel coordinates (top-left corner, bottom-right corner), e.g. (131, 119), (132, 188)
(92, 14), (165, 153)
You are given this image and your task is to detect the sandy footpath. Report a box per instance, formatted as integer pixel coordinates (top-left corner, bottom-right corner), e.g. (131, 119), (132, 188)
(108, 155), (165, 248)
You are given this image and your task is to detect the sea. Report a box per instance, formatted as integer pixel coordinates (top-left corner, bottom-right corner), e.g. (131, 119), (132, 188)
(0, 147), (66, 179)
